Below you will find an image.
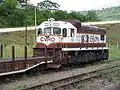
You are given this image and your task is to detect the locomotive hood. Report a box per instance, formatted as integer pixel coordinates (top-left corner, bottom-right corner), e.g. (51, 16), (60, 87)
(38, 20), (77, 30)
(61, 19), (81, 29)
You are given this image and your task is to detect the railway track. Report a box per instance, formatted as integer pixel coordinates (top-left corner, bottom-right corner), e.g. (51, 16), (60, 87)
(0, 59), (120, 90)
(23, 62), (120, 90)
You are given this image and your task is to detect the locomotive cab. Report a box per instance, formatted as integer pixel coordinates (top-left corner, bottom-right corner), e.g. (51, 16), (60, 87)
(36, 19), (77, 47)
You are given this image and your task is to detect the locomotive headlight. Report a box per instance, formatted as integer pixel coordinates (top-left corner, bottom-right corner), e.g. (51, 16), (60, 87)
(45, 33), (50, 36)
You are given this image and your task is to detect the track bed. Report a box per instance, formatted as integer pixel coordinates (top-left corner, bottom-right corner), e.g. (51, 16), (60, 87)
(1, 59), (120, 90)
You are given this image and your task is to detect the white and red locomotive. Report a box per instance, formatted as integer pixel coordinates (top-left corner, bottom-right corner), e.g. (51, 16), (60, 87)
(33, 18), (108, 68)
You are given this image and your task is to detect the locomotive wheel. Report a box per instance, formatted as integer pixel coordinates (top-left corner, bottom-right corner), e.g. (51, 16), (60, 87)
(96, 52), (101, 60)
(92, 53), (96, 61)
(84, 53), (89, 62)
(80, 53), (85, 63)
(88, 53), (92, 62)
(102, 52), (108, 60)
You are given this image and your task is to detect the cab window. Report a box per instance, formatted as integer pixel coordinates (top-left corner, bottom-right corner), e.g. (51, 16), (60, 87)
(53, 27), (61, 34)
(101, 35), (105, 41)
(62, 28), (67, 37)
(70, 29), (75, 37)
(44, 27), (52, 35)
(38, 28), (42, 35)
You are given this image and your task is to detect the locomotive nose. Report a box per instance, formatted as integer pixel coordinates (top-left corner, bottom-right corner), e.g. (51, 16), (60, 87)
(45, 35), (49, 38)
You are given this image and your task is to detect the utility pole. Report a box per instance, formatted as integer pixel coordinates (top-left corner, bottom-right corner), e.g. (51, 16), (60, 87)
(34, 0), (37, 44)
(25, 0), (28, 45)
(35, 5), (37, 43)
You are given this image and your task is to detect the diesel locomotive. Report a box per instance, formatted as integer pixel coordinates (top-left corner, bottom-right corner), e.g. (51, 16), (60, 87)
(33, 18), (109, 68)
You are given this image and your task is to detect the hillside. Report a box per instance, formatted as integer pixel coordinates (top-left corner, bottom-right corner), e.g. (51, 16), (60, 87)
(0, 31), (35, 45)
(97, 23), (120, 44)
(81, 6), (120, 21)
(96, 6), (120, 21)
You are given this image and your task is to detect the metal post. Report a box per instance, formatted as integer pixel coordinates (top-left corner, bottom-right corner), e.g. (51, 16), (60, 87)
(53, 45), (55, 61)
(12, 46), (15, 70)
(62, 43), (63, 58)
(45, 46), (47, 64)
(117, 42), (119, 51)
(25, 0), (28, 45)
(24, 45), (27, 68)
(0, 44), (3, 58)
(35, 5), (37, 43)
(12, 46), (15, 61)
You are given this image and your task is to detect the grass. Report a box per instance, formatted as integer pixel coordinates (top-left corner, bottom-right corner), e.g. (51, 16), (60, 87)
(0, 30), (35, 58)
(96, 24), (120, 44)
(2, 45), (33, 58)
(109, 44), (120, 59)
(103, 67), (120, 83)
(0, 30), (35, 45)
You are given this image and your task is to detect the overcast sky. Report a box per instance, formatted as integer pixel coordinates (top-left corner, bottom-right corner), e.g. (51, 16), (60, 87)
(30, 0), (120, 11)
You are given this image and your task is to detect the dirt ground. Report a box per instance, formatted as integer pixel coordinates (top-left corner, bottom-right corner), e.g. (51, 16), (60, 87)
(67, 69), (120, 90)
(0, 61), (120, 90)
(70, 78), (120, 90)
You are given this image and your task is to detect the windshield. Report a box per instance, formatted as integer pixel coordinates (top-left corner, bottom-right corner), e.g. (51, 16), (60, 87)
(38, 28), (42, 35)
(53, 27), (61, 34)
(44, 27), (61, 35)
(44, 27), (52, 35)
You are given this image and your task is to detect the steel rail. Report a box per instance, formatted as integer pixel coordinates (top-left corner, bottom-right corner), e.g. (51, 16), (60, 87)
(54, 67), (120, 90)
(23, 64), (120, 90)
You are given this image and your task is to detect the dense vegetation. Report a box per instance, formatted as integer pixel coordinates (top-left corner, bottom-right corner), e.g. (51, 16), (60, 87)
(96, 6), (120, 20)
(0, 0), (100, 28)
(81, 6), (120, 21)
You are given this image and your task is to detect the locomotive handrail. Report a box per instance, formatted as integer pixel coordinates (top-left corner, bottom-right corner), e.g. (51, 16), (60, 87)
(0, 60), (53, 76)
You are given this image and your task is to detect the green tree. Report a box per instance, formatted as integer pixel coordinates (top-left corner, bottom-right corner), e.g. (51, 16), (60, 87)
(68, 11), (78, 19)
(68, 11), (87, 22)
(37, 0), (60, 10)
(0, 16), (9, 27)
(0, 0), (26, 27)
(52, 10), (68, 20)
(86, 10), (99, 21)
(0, 0), (3, 3)
(6, 0), (18, 7)
(0, 0), (18, 16)
(7, 9), (25, 26)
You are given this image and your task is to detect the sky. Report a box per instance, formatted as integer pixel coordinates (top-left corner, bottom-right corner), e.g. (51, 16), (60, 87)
(30, 0), (120, 11)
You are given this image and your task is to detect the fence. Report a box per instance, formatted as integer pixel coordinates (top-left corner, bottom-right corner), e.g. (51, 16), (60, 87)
(0, 43), (120, 59)
(108, 42), (120, 59)
(0, 45), (33, 59)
